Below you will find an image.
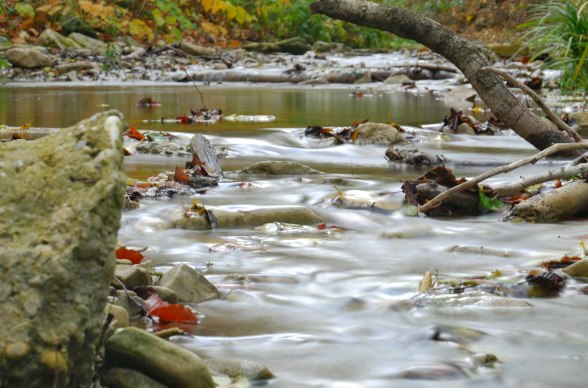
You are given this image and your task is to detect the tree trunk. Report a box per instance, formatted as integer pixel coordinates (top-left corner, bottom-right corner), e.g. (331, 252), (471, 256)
(310, 0), (576, 153)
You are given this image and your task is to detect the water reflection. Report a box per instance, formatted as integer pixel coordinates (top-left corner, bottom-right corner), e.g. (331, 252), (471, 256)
(0, 84), (447, 132)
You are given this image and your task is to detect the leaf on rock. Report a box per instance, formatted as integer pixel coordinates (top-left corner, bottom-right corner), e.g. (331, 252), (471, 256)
(123, 126), (145, 141)
(542, 255), (582, 271)
(115, 247), (145, 264)
(174, 166), (191, 184)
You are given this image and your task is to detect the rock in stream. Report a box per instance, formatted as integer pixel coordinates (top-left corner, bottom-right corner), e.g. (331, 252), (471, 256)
(0, 111), (126, 386)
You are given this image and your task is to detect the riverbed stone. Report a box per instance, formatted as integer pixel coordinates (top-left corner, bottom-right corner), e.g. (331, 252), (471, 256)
(570, 111), (588, 131)
(104, 327), (215, 388)
(353, 122), (406, 146)
(105, 303), (130, 329)
(68, 32), (105, 51)
(237, 161), (323, 175)
(411, 290), (532, 308)
(205, 358), (274, 381)
(38, 28), (81, 50)
(180, 41), (217, 57)
(175, 205), (324, 230)
(100, 367), (167, 388)
(158, 264), (219, 303)
(0, 111), (126, 386)
(5, 47), (52, 68)
(562, 259), (588, 278)
(114, 264), (153, 289)
(135, 140), (190, 156)
(384, 74), (412, 84)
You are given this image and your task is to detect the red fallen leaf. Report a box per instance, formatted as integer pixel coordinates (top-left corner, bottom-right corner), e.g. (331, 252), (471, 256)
(317, 222), (327, 230)
(174, 166), (191, 184)
(176, 115), (193, 124)
(239, 182), (252, 189)
(123, 126), (145, 141)
(115, 247), (144, 264)
(554, 179), (563, 189)
(150, 304), (198, 324)
(502, 192), (531, 205)
(145, 293), (198, 324)
(145, 292), (168, 311)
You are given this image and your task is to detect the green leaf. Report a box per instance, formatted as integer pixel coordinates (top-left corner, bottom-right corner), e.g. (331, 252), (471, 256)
(478, 186), (505, 212)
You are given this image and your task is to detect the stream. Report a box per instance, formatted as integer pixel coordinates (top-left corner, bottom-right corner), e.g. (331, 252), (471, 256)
(3, 76), (588, 387)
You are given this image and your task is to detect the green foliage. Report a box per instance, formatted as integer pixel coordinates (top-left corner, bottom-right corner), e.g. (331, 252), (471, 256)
(519, 1), (588, 92)
(478, 186), (505, 212)
(232, 0), (399, 48)
(0, 58), (10, 85)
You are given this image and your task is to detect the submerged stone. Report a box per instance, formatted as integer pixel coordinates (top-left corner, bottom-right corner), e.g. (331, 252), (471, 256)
(205, 358), (274, 381)
(237, 161), (323, 175)
(175, 205), (324, 230)
(0, 111), (126, 386)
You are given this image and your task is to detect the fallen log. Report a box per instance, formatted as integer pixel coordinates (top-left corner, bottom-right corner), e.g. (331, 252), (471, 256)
(505, 181), (588, 222)
(310, 0), (579, 154)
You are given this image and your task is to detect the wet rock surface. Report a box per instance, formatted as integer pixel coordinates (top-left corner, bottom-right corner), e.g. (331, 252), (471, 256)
(0, 111), (126, 386)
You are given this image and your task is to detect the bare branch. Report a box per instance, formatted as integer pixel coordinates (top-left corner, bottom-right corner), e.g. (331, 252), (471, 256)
(492, 162), (588, 197)
(419, 142), (588, 213)
(481, 66), (583, 142)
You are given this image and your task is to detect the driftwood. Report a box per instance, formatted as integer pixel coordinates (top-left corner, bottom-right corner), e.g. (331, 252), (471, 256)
(310, 0), (578, 154)
(505, 181), (588, 222)
(419, 142), (588, 213)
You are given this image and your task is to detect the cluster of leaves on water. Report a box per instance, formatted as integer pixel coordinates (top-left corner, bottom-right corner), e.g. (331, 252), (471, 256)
(0, 0), (403, 48)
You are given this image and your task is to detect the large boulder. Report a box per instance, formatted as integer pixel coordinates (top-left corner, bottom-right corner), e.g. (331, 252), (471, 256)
(0, 111), (127, 386)
(5, 47), (52, 68)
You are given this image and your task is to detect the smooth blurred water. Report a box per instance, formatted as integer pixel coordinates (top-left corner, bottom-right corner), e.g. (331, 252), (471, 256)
(4, 81), (588, 387)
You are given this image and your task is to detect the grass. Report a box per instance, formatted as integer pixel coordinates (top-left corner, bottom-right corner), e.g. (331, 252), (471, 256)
(519, 1), (588, 92)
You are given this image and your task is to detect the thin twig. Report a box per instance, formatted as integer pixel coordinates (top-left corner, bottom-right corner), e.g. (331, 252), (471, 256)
(112, 275), (148, 316)
(492, 162), (588, 197)
(184, 69), (207, 110)
(419, 142), (588, 213)
(482, 66), (583, 142)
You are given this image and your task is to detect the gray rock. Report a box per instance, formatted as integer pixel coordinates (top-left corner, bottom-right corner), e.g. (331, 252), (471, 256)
(311, 40), (346, 53)
(135, 140), (190, 156)
(570, 111), (588, 130)
(205, 358), (274, 381)
(158, 264), (219, 303)
(455, 122), (476, 135)
(114, 264), (152, 289)
(353, 71), (372, 84)
(105, 303), (130, 329)
(0, 111), (126, 386)
(238, 161), (323, 175)
(68, 32), (105, 50)
(175, 205), (324, 230)
(180, 42), (217, 57)
(385, 145), (446, 166)
(244, 37), (310, 55)
(105, 327), (214, 388)
(147, 286), (179, 304)
(384, 74), (412, 84)
(563, 259), (588, 277)
(5, 47), (52, 68)
(56, 60), (97, 73)
(38, 28), (81, 50)
(353, 122), (406, 146)
(100, 367), (167, 388)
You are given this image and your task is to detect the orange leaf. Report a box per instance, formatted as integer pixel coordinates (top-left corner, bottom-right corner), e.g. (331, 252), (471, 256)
(174, 167), (191, 184)
(123, 126), (145, 141)
(115, 247), (144, 264)
(150, 304), (198, 324)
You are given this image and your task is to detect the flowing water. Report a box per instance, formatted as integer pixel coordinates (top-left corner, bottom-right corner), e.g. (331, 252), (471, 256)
(3, 80), (588, 387)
